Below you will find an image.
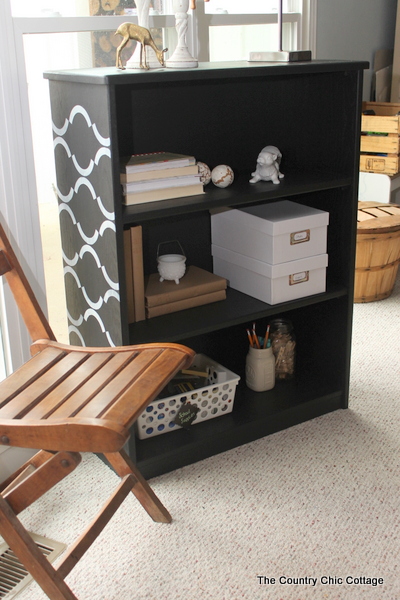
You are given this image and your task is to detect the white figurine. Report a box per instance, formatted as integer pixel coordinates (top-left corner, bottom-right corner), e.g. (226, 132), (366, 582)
(250, 145), (284, 184)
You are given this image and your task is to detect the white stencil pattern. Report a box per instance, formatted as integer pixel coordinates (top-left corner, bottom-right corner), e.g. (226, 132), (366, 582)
(52, 104), (119, 347)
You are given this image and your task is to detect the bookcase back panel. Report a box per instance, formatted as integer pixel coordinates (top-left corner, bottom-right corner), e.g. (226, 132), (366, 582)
(141, 212), (212, 276)
(289, 188), (358, 289)
(115, 70), (359, 180)
(181, 295), (349, 395)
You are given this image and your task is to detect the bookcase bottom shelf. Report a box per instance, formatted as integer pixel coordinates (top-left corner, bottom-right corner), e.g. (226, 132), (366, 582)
(128, 285), (348, 345)
(131, 382), (345, 479)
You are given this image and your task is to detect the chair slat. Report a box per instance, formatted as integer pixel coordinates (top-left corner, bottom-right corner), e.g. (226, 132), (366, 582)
(0, 352), (88, 419)
(0, 347), (64, 411)
(103, 348), (192, 428)
(25, 353), (112, 420)
(76, 349), (162, 419)
(0, 417), (128, 452)
(46, 351), (138, 419)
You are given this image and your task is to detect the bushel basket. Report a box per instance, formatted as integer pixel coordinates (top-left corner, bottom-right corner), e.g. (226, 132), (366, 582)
(355, 202), (400, 302)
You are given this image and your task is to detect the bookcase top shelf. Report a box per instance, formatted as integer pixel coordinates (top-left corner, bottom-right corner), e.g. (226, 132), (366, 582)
(123, 171), (353, 223)
(44, 59), (369, 86)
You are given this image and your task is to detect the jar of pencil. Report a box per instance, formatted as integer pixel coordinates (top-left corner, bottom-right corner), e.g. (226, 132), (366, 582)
(245, 325), (275, 392)
(269, 318), (296, 380)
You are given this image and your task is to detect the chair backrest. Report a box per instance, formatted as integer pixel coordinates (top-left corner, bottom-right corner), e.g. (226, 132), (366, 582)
(0, 222), (55, 344)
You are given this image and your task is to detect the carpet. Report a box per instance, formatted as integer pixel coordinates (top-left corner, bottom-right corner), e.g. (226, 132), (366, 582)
(17, 275), (400, 600)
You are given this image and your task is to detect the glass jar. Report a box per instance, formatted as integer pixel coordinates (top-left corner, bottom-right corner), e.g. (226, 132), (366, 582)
(269, 318), (296, 380)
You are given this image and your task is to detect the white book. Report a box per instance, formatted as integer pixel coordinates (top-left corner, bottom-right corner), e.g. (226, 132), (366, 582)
(122, 174), (202, 193)
(124, 152), (196, 173)
(120, 164), (199, 183)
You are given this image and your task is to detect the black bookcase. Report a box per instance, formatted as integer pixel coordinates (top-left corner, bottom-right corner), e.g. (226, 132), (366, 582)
(44, 60), (367, 478)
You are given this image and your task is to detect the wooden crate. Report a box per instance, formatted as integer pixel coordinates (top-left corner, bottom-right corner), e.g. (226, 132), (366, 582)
(360, 102), (400, 174)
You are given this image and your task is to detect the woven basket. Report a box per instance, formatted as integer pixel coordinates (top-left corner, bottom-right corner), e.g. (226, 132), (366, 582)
(355, 202), (400, 302)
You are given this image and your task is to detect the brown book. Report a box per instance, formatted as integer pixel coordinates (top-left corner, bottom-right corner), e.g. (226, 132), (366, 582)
(146, 289), (226, 318)
(121, 164), (199, 183)
(123, 183), (204, 205)
(123, 229), (135, 323)
(145, 265), (227, 308)
(130, 225), (145, 322)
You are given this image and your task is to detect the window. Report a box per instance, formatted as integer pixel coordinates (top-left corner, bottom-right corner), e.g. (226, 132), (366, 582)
(10, 1), (312, 66)
(1, 0), (314, 367)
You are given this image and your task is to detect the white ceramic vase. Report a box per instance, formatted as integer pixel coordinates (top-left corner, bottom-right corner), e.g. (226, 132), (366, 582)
(245, 346), (275, 392)
(166, 0), (198, 68)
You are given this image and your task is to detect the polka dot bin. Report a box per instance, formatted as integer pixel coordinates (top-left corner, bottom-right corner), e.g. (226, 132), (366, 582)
(135, 355), (240, 439)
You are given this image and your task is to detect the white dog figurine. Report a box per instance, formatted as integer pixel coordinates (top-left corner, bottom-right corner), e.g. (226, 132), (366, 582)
(249, 145), (284, 184)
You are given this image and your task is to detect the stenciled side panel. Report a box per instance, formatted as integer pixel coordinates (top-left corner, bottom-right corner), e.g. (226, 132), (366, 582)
(48, 80), (122, 347)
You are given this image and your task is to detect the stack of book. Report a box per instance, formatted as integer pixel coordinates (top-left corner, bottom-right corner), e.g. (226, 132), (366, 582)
(121, 152), (204, 205)
(144, 265), (227, 318)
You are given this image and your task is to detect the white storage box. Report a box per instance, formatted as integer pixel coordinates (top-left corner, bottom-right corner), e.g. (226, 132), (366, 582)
(212, 244), (328, 305)
(135, 354), (240, 440)
(211, 200), (329, 264)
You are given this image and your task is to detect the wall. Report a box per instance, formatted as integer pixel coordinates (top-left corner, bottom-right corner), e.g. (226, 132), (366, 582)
(315, 0), (398, 100)
(0, 446), (36, 484)
(391, 1), (400, 100)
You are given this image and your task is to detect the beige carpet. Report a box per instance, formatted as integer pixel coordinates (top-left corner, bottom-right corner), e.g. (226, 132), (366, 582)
(17, 275), (400, 600)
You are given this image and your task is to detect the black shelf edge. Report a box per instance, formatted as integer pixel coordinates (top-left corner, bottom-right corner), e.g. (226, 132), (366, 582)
(44, 59), (370, 86)
(129, 284), (348, 344)
(122, 172), (353, 224)
(134, 387), (344, 478)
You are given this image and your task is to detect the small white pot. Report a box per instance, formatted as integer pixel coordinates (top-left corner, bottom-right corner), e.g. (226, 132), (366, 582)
(157, 241), (186, 284)
(158, 253), (186, 284)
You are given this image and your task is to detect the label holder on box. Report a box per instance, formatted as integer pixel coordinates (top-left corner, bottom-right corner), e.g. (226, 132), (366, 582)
(289, 271), (310, 285)
(290, 229), (310, 245)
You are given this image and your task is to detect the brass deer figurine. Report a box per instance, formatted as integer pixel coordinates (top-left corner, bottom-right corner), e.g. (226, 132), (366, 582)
(115, 22), (168, 70)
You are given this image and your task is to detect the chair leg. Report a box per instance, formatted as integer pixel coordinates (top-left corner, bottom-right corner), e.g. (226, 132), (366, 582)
(57, 474), (136, 580)
(0, 495), (78, 600)
(104, 449), (172, 523)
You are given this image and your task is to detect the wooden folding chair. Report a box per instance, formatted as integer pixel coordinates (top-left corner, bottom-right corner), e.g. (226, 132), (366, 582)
(0, 221), (195, 599)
